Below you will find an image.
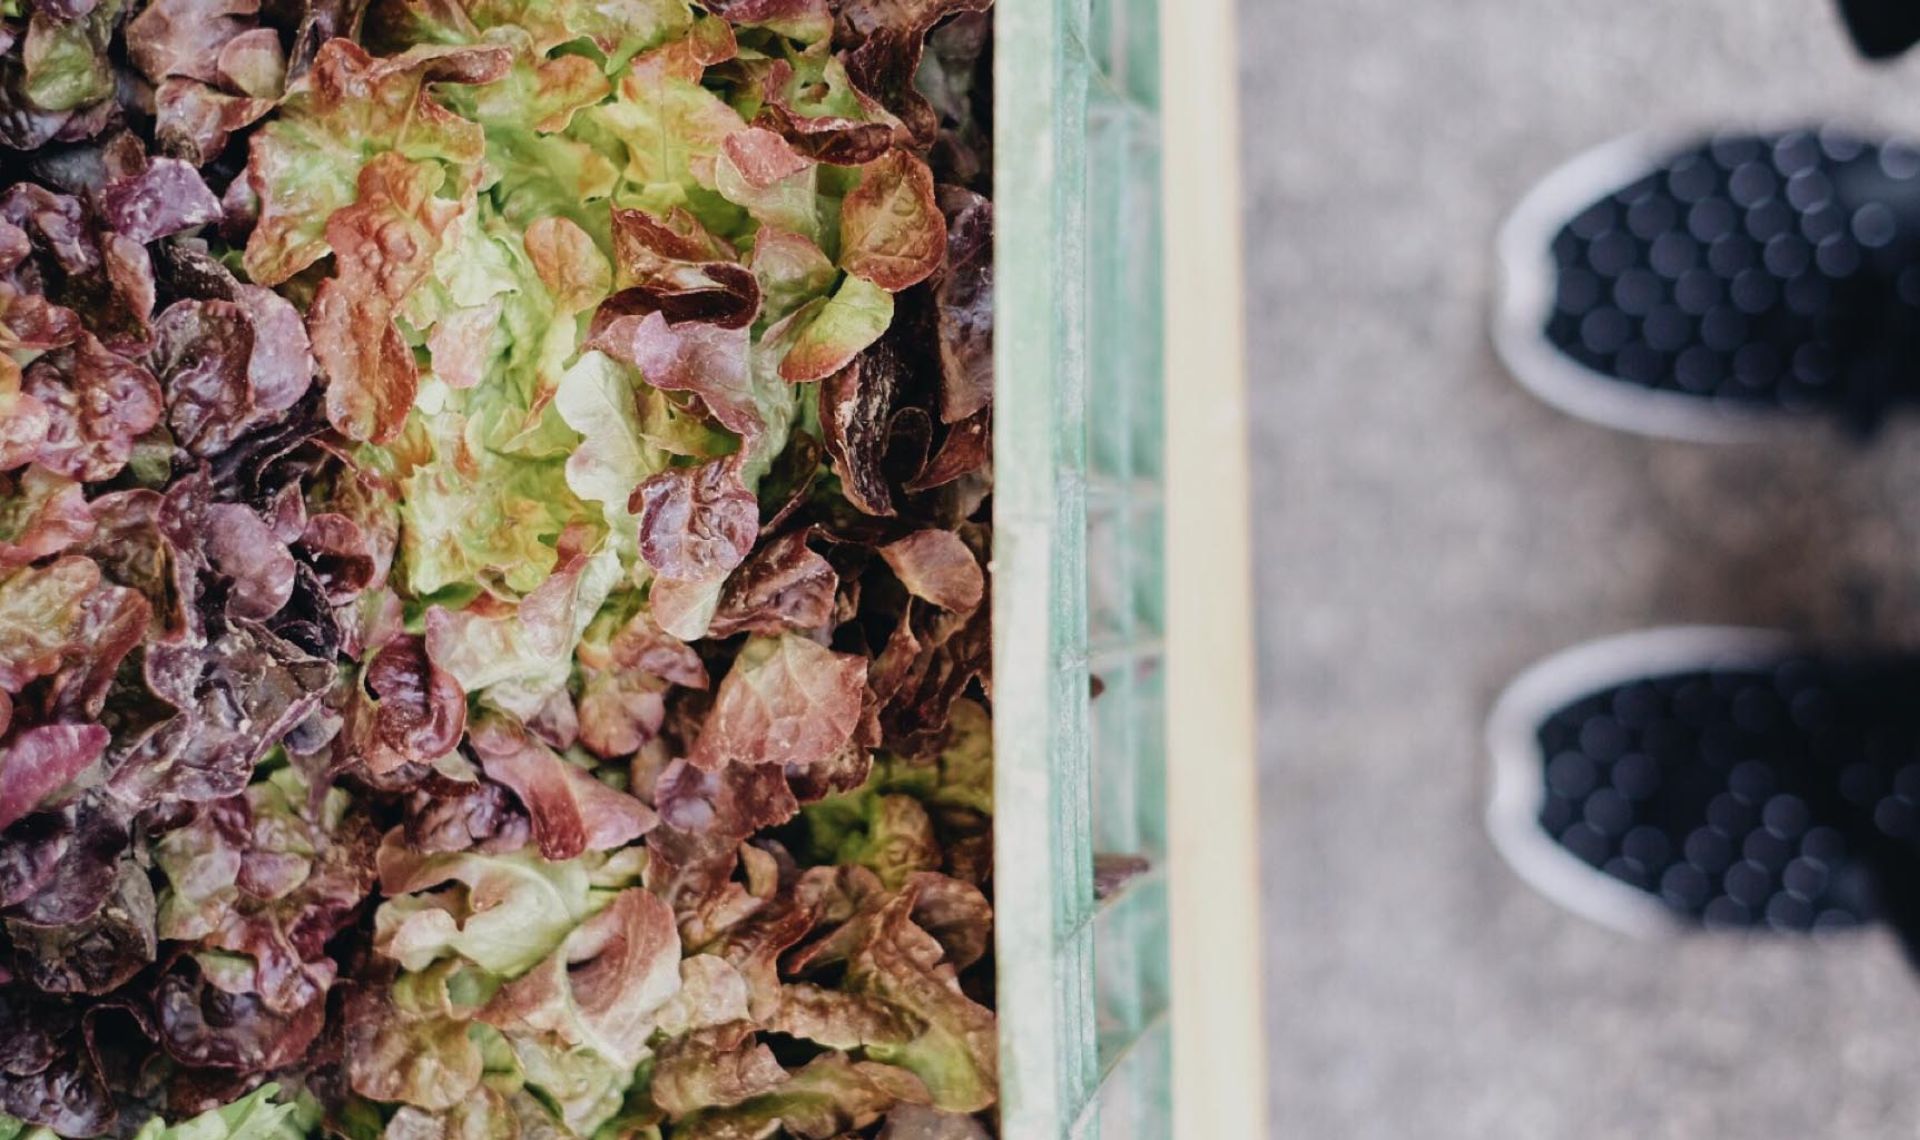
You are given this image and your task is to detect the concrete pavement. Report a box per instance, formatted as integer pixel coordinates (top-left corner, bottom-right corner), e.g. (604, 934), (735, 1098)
(1244, 3), (1920, 1135)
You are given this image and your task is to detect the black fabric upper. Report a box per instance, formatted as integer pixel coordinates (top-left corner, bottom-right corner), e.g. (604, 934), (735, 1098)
(1838, 0), (1920, 60)
(1545, 130), (1920, 431)
(1535, 656), (1920, 940)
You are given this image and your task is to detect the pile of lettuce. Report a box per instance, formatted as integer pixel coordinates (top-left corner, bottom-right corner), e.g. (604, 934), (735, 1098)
(0, 0), (1000, 1136)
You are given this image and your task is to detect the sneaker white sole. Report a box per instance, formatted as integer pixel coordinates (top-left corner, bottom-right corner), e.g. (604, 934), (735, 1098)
(1485, 626), (1800, 936)
(1493, 131), (1804, 444)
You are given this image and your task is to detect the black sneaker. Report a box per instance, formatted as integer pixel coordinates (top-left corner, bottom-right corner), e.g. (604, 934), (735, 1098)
(1494, 129), (1920, 441)
(1487, 628), (1920, 948)
(1838, 0), (1920, 61)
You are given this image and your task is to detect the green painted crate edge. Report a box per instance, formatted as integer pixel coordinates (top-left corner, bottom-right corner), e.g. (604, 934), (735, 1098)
(992, 1), (1170, 1137)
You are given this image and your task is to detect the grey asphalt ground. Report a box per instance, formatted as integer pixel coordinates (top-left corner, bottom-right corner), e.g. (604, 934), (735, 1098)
(1243, 3), (1920, 1136)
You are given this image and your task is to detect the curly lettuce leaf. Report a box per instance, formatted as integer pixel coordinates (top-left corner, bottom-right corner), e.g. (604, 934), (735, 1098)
(21, 1), (119, 113)
(372, 832), (624, 976)
(0, 465), (91, 570)
(838, 150), (944, 292)
(244, 40), (510, 285)
(372, 0), (694, 67)
(467, 712), (656, 860)
(777, 273), (893, 383)
(127, 1084), (318, 1140)
(672, 1053), (928, 1140)
(690, 633), (867, 771)
(399, 410), (596, 598)
(311, 153), (465, 443)
(588, 40), (748, 222)
(552, 350), (670, 536)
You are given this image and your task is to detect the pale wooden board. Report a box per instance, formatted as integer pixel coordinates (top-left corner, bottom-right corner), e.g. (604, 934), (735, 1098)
(1159, 0), (1270, 1136)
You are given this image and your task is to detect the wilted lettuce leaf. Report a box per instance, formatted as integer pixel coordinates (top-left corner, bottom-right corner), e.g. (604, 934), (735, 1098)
(933, 188), (992, 423)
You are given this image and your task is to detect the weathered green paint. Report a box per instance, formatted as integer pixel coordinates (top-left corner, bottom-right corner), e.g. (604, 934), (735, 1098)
(993, 0), (1170, 1135)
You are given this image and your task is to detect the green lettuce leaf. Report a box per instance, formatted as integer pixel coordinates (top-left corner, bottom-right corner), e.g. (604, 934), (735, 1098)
(423, 539), (622, 702)
(399, 408), (594, 598)
(553, 350), (670, 537)
(373, 0), (694, 68)
(21, 1), (119, 113)
(439, 28), (608, 133)
(588, 38), (749, 224)
(244, 40), (511, 285)
(128, 1085), (318, 1140)
(373, 837), (602, 976)
(777, 274), (894, 382)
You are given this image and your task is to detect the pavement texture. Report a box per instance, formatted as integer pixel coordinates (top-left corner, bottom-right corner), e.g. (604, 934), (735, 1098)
(1243, 3), (1920, 1136)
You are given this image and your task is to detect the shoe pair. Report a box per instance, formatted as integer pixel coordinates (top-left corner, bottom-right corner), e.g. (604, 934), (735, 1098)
(1489, 129), (1920, 954)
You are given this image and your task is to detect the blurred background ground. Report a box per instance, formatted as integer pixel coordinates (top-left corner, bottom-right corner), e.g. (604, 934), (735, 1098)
(1244, 3), (1920, 1136)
